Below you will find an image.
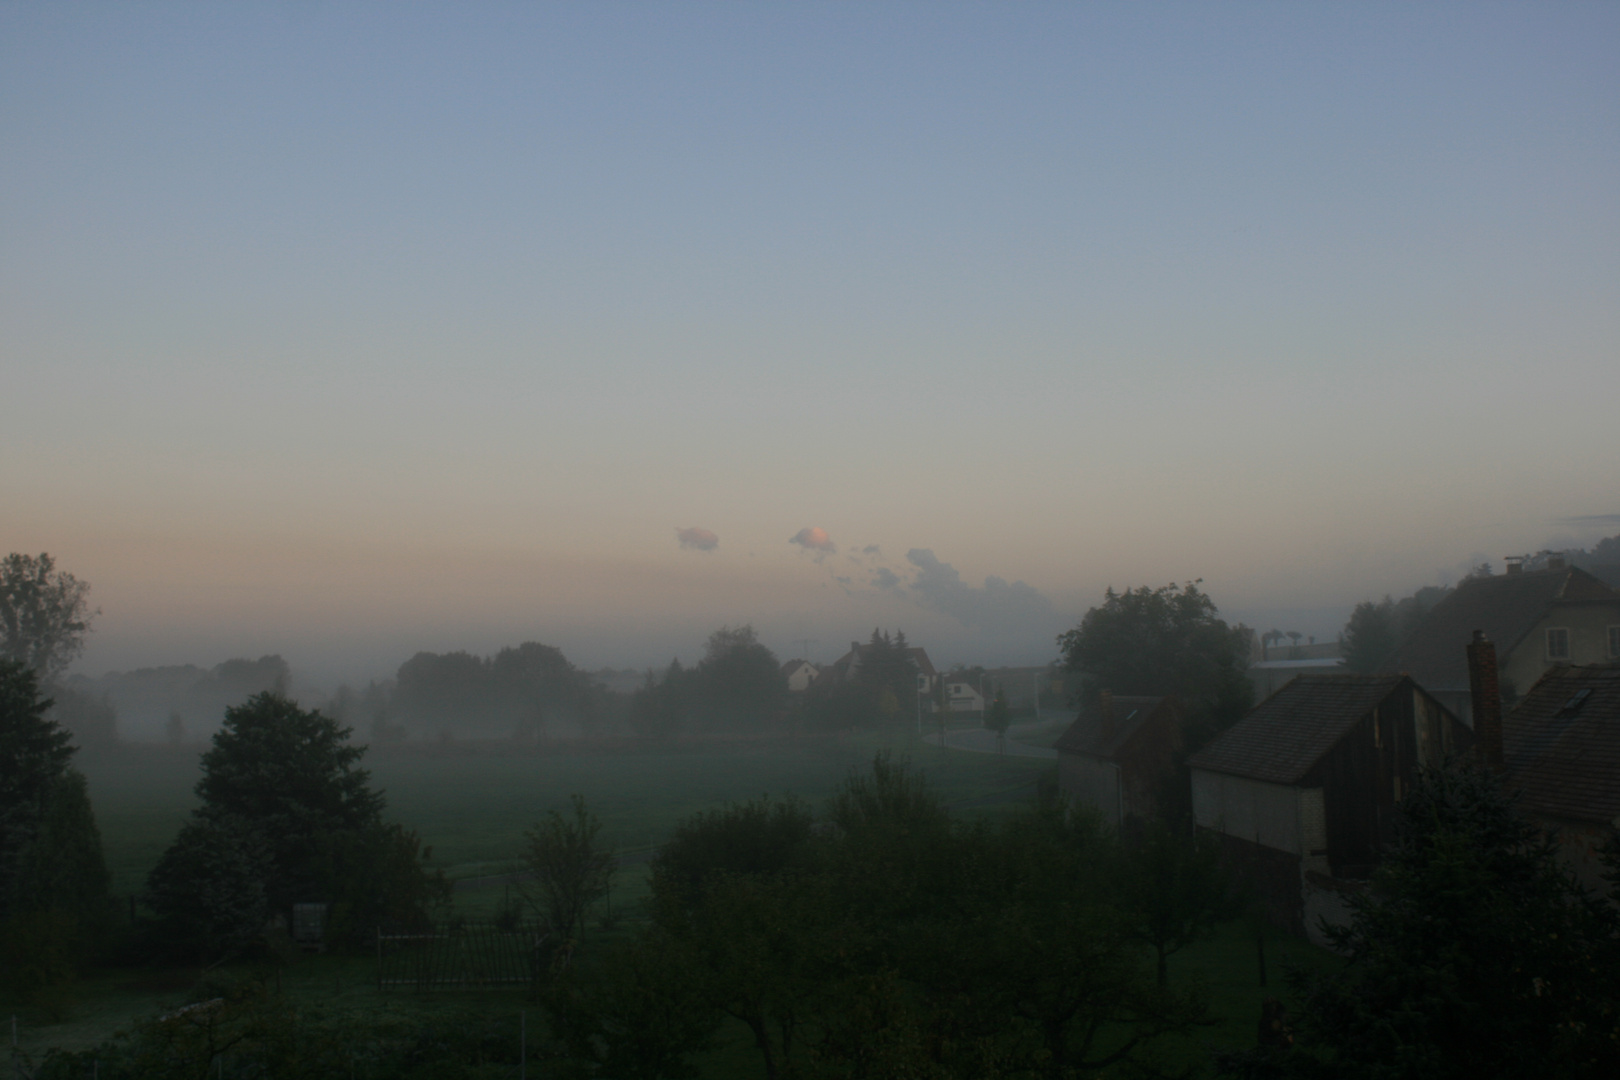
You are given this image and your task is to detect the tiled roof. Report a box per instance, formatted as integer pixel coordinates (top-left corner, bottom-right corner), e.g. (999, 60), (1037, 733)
(1503, 665), (1620, 827)
(1380, 567), (1618, 689)
(1188, 675), (1417, 785)
(1053, 696), (1173, 759)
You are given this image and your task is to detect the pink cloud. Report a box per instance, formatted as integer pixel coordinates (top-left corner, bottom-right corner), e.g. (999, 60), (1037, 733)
(789, 526), (836, 554)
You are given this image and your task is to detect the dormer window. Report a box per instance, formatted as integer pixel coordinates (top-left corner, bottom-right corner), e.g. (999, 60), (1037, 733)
(1546, 627), (1570, 661)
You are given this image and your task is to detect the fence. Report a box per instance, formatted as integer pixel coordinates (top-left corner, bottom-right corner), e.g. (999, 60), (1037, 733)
(376, 921), (549, 991)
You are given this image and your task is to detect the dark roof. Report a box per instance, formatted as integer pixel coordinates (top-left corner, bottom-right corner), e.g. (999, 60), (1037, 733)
(1380, 567), (1619, 689)
(1188, 675), (1420, 785)
(1503, 665), (1620, 827)
(1054, 696), (1175, 759)
(827, 643), (937, 679)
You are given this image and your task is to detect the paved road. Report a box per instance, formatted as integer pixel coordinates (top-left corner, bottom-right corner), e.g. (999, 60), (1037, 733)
(922, 723), (1057, 760)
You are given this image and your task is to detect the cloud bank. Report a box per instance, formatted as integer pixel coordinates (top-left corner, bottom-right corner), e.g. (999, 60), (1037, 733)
(676, 527), (719, 551)
(905, 548), (1057, 637)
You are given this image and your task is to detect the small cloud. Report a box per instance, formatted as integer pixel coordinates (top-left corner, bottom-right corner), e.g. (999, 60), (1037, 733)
(676, 527), (719, 551)
(862, 544), (881, 555)
(790, 527), (837, 555)
(872, 567), (903, 592)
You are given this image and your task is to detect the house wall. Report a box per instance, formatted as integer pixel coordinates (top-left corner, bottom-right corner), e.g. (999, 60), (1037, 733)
(1191, 771), (1318, 855)
(1503, 604), (1620, 700)
(1059, 752), (1121, 830)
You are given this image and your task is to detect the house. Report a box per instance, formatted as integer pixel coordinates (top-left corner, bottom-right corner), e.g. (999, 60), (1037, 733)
(825, 639), (939, 696)
(1188, 674), (1471, 943)
(940, 675), (985, 713)
(1380, 559), (1620, 725)
(1054, 692), (1183, 831)
(1496, 660), (1620, 896)
(780, 659), (820, 694)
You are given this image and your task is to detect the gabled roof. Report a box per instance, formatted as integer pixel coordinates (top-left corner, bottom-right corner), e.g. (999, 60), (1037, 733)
(780, 659), (818, 675)
(1188, 674), (1433, 785)
(830, 642), (937, 679)
(1504, 665), (1620, 827)
(1380, 567), (1619, 689)
(1054, 696), (1176, 760)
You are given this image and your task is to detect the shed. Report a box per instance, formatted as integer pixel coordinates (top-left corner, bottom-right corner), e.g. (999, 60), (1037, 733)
(1054, 694), (1183, 832)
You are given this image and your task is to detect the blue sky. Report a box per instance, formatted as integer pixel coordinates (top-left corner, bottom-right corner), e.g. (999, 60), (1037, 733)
(3, 3), (1617, 684)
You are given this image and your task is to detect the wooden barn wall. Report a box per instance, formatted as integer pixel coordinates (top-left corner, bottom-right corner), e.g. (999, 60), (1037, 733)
(1308, 689), (1420, 879)
(1117, 706), (1182, 825)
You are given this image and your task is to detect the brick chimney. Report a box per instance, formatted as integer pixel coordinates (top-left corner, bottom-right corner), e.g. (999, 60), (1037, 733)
(1466, 630), (1503, 770)
(1097, 689), (1115, 743)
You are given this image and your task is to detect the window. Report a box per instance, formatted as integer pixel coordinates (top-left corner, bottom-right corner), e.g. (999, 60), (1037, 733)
(1546, 627), (1570, 661)
(1609, 625), (1620, 659)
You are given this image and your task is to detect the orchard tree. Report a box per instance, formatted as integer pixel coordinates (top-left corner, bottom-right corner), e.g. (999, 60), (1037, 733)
(0, 553), (97, 684)
(519, 794), (616, 948)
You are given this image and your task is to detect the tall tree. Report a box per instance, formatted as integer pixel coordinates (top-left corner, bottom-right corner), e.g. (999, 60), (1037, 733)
(147, 692), (445, 954)
(695, 625), (786, 730)
(0, 553), (97, 684)
(1341, 598), (1398, 672)
(0, 661), (111, 1002)
(0, 661), (76, 912)
(1058, 582), (1253, 748)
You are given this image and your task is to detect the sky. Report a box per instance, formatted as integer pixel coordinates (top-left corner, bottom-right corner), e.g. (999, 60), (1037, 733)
(3, 2), (1618, 687)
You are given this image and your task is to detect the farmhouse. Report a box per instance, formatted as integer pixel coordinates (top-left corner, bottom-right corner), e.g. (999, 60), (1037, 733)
(1053, 692), (1183, 832)
(1188, 674), (1470, 942)
(1380, 558), (1620, 724)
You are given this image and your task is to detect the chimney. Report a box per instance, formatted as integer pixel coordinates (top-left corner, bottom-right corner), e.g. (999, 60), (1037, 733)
(1466, 630), (1503, 770)
(1504, 555), (1525, 576)
(1547, 553), (1567, 571)
(1097, 689), (1116, 743)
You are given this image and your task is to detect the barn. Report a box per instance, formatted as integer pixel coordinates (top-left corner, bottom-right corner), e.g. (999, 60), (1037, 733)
(1187, 674), (1471, 942)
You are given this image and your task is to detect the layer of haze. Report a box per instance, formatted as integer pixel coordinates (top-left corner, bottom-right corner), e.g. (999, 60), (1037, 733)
(4, 3), (1617, 687)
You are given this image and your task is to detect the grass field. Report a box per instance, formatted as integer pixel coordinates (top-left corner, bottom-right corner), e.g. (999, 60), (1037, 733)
(77, 722), (1052, 900)
(35, 722), (1338, 1073)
